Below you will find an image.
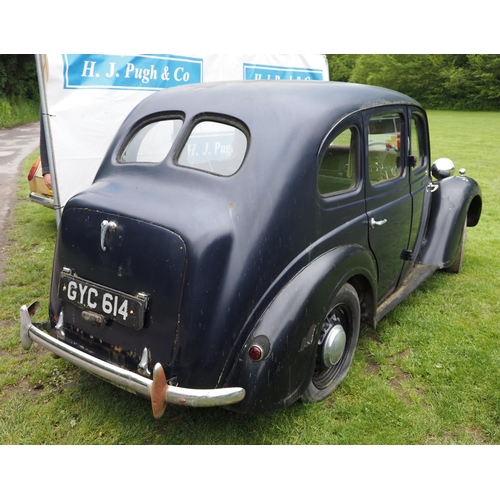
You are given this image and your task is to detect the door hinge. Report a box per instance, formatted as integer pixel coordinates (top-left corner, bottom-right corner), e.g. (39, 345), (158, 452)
(400, 249), (413, 261)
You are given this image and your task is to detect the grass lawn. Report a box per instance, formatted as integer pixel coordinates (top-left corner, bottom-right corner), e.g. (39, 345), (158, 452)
(0, 110), (499, 448)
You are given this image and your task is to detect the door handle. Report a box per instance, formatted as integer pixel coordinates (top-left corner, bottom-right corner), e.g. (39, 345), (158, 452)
(100, 220), (117, 251)
(370, 217), (387, 229)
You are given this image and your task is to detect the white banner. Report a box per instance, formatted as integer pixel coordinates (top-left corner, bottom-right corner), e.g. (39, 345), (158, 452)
(37, 54), (329, 221)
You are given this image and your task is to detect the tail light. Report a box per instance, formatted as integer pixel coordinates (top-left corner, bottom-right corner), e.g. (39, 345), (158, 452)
(27, 157), (41, 181)
(248, 335), (270, 362)
(248, 345), (264, 361)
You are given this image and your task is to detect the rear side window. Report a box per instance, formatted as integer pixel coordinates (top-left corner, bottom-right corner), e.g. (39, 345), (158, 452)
(119, 118), (183, 163)
(318, 127), (359, 196)
(177, 120), (248, 176)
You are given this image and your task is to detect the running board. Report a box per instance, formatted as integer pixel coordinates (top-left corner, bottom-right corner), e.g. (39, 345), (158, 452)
(376, 264), (438, 323)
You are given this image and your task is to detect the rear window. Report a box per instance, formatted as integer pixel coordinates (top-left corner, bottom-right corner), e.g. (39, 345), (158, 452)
(177, 120), (248, 176)
(119, 118), (183, 164)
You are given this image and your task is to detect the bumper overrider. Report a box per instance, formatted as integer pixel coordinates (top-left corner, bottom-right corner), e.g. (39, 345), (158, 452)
(20, 302), (245, 418)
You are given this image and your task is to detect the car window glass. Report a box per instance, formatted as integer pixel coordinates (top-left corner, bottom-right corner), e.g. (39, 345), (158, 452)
(410, 114), (427, 170)
(318, 127), (358, 196)
(177, 121), (247, 176)
(368, 112), (403, 185)
(410, 118), (421, 166)
(119, 119), (183, 163)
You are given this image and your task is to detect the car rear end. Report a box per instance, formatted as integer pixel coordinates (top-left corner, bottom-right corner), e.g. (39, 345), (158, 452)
(22, 113), (253, 416)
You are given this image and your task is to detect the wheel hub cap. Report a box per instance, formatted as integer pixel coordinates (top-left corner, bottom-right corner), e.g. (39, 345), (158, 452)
(322, 324), (346, 367)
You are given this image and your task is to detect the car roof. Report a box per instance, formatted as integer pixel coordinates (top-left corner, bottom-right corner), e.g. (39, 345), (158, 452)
(84, 81), (422, 254)
(125, 80), (420, 129)
(96, 80), (421, 198)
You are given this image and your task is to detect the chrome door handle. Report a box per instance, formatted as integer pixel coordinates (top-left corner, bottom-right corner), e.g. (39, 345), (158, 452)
(370, 217), (387, 229)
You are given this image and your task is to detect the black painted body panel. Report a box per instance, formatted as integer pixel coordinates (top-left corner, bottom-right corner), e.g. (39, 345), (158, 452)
(419, 175), (482, 268)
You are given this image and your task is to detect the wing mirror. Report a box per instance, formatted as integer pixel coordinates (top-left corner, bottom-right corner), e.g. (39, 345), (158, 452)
(431, 158), (455, 180)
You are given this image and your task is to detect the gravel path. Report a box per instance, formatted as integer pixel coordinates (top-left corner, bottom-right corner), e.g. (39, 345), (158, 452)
(0, 122), (40, 282)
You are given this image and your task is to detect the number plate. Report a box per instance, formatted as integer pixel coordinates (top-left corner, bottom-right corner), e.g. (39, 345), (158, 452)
(58, 271), (148, 330)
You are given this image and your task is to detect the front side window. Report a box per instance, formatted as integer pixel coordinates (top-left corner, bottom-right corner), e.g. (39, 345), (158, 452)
(410, 113), (428, 171)
(177, 120), (248, 176)
(368, 112), (403, 185)
(318, 126), (358, 196)
(119, 118), (183, 164)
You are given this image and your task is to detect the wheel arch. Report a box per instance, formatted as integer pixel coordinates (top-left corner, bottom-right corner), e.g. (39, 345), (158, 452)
(466, 193), (482, 227)
(347, 273), (377, 328)
(419, 175), (482, 268)
(223, 244), (377, 413)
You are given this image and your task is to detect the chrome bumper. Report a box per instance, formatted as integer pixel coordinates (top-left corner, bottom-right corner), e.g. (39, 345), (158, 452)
(20, 302), (245, 418)
(29, 192), (54, 208)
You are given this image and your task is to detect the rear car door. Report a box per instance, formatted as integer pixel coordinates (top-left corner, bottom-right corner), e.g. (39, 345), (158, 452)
(364, 108), (412, 300)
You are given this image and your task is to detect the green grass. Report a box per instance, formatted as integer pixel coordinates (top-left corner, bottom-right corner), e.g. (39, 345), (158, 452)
(0, 110), (499, 445)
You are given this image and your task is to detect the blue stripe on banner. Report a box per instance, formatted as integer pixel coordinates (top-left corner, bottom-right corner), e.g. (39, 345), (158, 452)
(62, 54), (204, 91)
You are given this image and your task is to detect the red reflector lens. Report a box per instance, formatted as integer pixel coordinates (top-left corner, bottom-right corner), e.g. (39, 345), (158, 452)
(27, 165), (37, 181)
(27, 157), (41, 181)
(248, 345), (263, 361)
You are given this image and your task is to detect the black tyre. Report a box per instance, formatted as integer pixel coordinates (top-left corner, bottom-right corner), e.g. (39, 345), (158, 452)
(301, 283), (360, 403)
(445, 221), (467, 274)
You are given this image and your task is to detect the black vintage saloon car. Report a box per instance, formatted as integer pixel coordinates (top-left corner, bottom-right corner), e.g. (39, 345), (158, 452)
(21, 81), (482, 416)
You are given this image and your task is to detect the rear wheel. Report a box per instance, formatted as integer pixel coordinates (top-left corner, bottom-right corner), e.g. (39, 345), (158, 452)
(301, 283), (360, 403)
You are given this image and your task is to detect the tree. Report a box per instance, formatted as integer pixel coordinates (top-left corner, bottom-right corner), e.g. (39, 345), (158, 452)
(331, 53), (500, 110)
(326, 55), (360, 82)
(0, 55), (38, 101)
(349, 54), (452, 108)
(468, 55), (500, 107)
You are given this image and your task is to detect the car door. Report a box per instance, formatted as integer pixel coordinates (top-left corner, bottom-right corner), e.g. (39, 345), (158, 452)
(364, 108), (412, 301)
(396, 107), (433, 284)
